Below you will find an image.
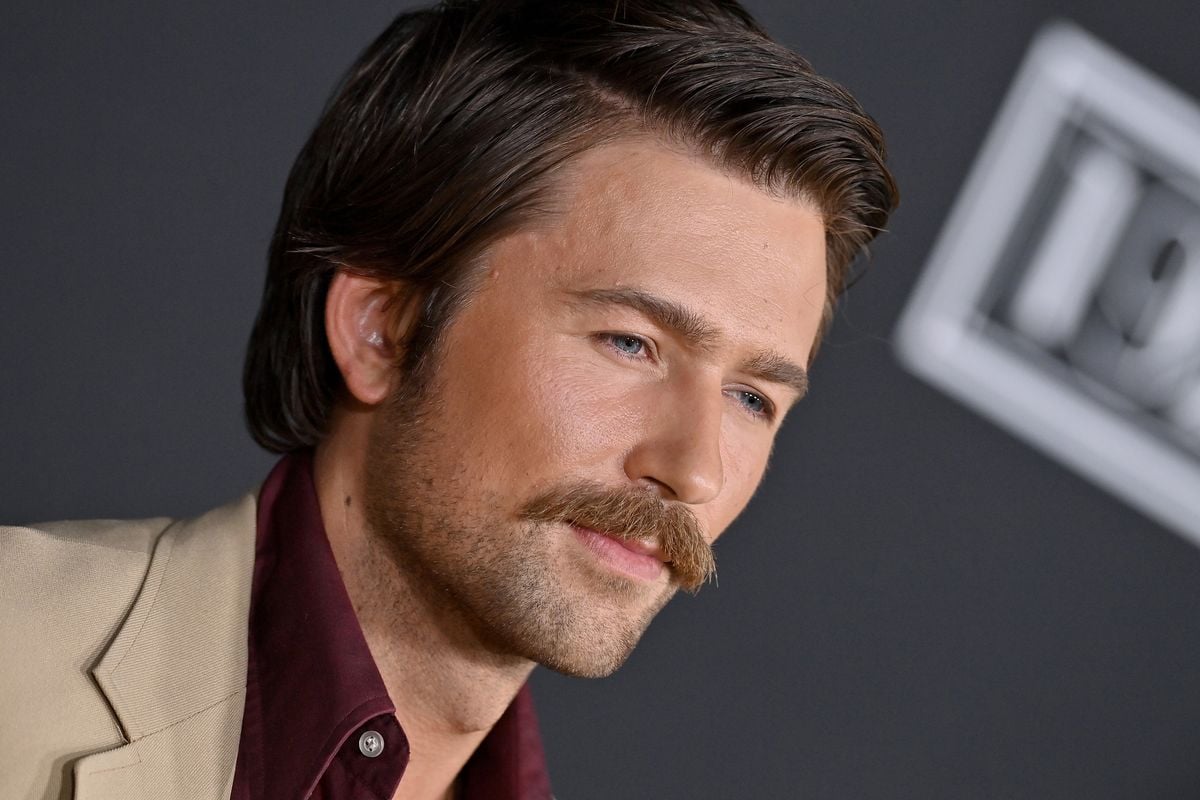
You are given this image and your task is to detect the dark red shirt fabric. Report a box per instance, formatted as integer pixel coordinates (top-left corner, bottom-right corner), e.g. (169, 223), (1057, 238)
(231, 452), (553, 800)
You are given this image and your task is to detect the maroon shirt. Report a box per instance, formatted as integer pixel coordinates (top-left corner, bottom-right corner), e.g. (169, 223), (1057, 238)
(231, 452), (553, 799)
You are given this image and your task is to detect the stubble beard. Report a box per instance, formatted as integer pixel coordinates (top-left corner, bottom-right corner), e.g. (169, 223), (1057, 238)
(361, 377), (682, 679)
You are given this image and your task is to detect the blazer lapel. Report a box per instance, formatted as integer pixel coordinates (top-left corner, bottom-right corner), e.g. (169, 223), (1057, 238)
(72, 492), (258, 800)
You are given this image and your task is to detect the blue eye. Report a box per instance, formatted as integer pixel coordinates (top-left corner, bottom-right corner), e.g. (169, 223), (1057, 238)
(729, 388), (774, 421)
(607, 334), (646, 357)
(738, 390), (766, 415)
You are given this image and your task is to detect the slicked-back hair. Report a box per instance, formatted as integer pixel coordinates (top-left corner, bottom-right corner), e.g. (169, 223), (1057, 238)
(243, 0), (898, 453)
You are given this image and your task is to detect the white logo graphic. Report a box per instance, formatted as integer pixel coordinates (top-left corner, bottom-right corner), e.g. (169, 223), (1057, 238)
(894, 23), (1200, 543)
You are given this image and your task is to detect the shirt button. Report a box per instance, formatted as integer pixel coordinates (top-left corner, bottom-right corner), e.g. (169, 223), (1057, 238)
(358, 730), (385, 758)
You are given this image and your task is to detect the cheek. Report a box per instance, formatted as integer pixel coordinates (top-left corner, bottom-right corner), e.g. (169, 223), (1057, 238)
(519, 342), (650, 471)
(435, 327), (639, 487)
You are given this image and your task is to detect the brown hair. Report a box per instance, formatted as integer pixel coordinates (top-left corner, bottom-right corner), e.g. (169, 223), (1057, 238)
(243, 0), (898, 453)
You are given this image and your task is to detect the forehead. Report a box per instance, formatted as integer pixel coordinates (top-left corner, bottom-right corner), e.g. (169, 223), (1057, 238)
(522, 139), (829, 355)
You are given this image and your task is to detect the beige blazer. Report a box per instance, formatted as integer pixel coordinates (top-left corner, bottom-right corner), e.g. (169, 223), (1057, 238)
(0, 492), (259, 800)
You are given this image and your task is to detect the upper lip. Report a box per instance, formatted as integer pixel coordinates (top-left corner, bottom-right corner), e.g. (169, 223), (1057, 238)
(571, 522), (668, 563)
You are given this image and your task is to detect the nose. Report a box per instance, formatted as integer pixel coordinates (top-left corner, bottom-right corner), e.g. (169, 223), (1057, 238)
(623, 378), (725, 505)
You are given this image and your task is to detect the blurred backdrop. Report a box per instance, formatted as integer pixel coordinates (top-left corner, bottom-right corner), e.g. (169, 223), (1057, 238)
(3, 2), (1199, 797)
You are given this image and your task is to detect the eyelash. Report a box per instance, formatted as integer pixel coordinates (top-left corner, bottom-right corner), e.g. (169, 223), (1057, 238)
(595, 332), (776, 422)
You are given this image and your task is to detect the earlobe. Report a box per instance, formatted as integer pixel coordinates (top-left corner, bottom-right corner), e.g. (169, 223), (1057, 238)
(325, 271), (420, 406)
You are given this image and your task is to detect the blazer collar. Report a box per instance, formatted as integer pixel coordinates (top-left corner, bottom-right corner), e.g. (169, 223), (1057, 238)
(73, 491), (258, 800)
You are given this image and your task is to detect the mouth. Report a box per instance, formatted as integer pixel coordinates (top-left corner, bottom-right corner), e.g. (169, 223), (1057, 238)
(568, 522), (668, 583)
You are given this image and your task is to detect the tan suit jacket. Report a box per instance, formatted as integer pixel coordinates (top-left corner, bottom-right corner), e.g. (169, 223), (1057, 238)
(0, 492), (258, 800)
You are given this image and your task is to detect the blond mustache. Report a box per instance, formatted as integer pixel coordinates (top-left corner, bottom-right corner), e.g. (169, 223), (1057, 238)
(521, 482), (716, 592)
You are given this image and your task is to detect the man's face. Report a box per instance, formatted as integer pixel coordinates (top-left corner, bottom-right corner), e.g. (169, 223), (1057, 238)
(363, 139), (828, 677)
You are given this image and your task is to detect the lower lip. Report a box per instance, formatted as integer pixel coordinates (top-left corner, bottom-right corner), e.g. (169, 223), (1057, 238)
(571, 525), (666, 583)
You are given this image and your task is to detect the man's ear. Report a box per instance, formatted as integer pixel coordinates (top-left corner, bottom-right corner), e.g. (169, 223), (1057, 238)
(325, 271), (421, 406)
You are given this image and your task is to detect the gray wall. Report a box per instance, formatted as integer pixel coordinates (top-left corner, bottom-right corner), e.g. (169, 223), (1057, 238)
(4, 2), (1199, 797)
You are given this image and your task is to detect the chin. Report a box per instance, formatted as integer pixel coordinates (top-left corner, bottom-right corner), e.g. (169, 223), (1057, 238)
(444, 531), (682, 678)
(507, 594), (667, 679)
(533, 635), (642, 679)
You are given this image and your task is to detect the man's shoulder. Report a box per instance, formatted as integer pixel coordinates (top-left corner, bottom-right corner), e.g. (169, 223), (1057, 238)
(1, 493), (260, 616)
(3, 492), (260, 573)
(0, 493), (260, 800)
(3, 513), (175, 572)
(0, 512), (181, 709)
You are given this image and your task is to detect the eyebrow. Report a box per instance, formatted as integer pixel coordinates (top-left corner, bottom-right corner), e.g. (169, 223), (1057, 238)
(565, 287), (810, 399)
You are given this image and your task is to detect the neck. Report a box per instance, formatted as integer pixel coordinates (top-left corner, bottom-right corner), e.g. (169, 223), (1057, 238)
(314, 429), (533, 800)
